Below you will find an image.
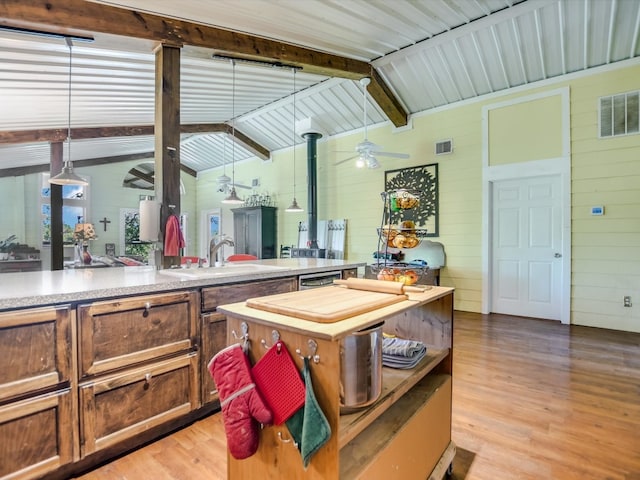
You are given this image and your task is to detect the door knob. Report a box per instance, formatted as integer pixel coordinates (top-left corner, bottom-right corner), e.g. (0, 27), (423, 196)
(554, 253), (562, 258)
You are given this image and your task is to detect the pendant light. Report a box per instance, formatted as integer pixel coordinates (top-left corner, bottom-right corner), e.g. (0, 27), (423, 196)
(50, 38), (88, 186)
(285, 67), (303, 213)
(222, 59), (243, 204)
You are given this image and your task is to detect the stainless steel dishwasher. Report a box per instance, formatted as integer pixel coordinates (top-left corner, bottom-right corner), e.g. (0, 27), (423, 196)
(297, 270), (342, 290)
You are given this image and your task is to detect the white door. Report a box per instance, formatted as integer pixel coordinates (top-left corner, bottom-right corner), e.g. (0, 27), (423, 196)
(491, 175), (562, 320)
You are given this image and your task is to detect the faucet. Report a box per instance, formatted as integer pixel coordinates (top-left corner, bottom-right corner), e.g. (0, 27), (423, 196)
(209, 235), (235, 267)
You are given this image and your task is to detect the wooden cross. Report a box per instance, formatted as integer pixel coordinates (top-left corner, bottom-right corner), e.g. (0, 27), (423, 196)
(99, 217), (111, 232)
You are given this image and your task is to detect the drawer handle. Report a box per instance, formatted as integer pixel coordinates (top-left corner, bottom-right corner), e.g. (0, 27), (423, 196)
(144, 372), (152, 390)
(143, 302), (151, 317)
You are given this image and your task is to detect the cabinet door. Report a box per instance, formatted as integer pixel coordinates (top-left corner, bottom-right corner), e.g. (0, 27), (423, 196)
(77, 291), (198, 378)
(246, 210), (261, 257)
(233, 212), (248, 257)
(201, 277), (297, 312)
(0, 389), (74, 479)
(201, 312), (226, 405)
(79, 353), (199, 456)
(0, 306), (71, 402)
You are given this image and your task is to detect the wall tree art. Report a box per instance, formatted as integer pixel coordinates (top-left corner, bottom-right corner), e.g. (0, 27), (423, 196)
(384, 163), (439, 237)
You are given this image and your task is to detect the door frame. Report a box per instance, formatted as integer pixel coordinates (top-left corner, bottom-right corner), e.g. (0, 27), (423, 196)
(481, 87), (571, 324)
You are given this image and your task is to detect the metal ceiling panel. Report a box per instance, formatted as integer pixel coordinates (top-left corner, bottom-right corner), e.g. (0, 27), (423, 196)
(1, 0), (640, 174)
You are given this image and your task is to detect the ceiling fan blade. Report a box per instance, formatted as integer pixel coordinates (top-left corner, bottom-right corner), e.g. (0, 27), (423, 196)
(375, 151), (411, 159)
(335, 154), (359, 166)
(233, 183), (252, 190)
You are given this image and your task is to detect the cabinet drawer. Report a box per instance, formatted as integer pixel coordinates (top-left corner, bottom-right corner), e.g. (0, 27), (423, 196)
(340, 374), (452, 480)
(201, 312), (226, 405)
(201, 277), (297, 312)
(79, 353), (199, 456)
(78, 291), (198, 378)
(0, 389), (74, 479)
(0, 306), (71, 402)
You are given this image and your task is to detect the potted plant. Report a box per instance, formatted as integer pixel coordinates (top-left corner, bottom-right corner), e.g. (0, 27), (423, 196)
(0, 235), (17, 260)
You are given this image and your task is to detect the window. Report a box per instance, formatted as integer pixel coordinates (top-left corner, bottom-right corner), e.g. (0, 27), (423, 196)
(40, 173), (88, 245)
(599, 91), (640, 138)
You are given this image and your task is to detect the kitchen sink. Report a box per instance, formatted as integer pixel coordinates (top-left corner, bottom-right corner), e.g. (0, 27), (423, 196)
(158, 263), (290, 279)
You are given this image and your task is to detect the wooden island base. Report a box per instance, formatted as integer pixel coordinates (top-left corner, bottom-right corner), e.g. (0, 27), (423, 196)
(219, 286), (455, 480)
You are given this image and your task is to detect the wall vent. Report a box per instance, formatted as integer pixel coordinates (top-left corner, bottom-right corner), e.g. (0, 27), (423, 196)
(435, 139), (453, 155)
(599, 91), (639, 138)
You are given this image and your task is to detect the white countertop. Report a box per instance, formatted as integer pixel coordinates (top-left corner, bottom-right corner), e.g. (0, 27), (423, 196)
(0, 258), (364, 311)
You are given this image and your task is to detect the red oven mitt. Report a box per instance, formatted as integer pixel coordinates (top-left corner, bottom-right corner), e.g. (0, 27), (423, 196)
(208, 343), (273, 459)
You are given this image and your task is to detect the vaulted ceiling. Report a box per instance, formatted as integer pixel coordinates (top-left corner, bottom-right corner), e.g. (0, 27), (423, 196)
(1, 0), (639, 177)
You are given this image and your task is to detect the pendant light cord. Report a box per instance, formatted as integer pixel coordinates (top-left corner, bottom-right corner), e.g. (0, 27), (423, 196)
(292, 68), (296, 196)
(66, 37), (73, 166)
(231, 59), (236, 185)
(362, 78), (368, 142)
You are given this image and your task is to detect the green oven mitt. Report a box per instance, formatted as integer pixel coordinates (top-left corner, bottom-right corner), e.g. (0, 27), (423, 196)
(285, 357), (331, 468)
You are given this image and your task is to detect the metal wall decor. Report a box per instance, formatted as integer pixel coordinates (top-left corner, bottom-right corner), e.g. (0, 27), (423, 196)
(384, 163), (439, 237)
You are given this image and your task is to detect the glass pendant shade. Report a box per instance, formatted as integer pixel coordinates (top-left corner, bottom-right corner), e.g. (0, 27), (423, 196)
(222, 186), (244, 204)
(285, 197), (303, 212)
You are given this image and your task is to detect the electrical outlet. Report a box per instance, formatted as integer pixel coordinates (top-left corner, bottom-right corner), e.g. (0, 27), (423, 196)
(624, 296), (632, 307)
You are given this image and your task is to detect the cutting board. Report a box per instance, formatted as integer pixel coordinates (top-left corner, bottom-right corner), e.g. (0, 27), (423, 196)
(246, 285), (407, 323)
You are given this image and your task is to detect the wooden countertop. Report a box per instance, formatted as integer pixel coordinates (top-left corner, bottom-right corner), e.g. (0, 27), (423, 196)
(0, 258), (364, 311)
(218, 285), (454, 341)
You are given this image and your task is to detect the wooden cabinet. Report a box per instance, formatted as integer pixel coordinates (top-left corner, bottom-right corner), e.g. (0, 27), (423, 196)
(0, 306), (75, 479)
(220, 287), (455, 480)
(200, 277), (297, 405)
(79, 354), (199, 456)
(77, 291), (198, 378)
(76, 290), (200, 456)
(232, 206), (277, 259)
(0, 389), (74, 479)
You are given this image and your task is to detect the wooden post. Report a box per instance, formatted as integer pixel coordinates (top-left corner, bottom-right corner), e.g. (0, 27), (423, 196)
(50, 141), (64, 270)
(154, 44), (182, 269)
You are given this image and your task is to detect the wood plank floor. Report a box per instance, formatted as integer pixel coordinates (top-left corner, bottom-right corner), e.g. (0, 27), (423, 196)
(74, 312), (640, 479)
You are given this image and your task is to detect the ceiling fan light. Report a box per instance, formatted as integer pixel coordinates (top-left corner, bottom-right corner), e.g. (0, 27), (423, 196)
(285, 197), (303, 212)
(355, 156), (366, 168)
(222, 186), (243, 204)
(49, 161), (88, 186)
(367, 156), (380, 169)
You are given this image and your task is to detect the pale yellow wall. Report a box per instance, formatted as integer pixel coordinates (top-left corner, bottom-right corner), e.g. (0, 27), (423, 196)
(198, 61), (640, 333)
(488, 94), (564, 165)
(2, 62), (638, 332)
(568, 64), (640, 333)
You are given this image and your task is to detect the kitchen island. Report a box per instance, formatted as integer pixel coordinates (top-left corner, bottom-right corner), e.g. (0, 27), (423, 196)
(219, 284), (455, 480)
(0, 258), (363, 480)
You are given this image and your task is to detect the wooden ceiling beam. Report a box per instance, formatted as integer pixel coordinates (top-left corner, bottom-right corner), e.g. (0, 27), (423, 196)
(0, 151), (198, 178)
(0, 0), (408, 126)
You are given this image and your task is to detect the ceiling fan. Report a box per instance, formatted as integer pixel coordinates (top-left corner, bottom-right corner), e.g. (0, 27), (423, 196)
(335, 77), (410, 169)
(216, 135), (252, 193)
(216, 173), (251, 193)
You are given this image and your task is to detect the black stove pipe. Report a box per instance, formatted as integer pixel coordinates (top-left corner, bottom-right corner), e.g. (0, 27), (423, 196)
(302, 131), (322, 249)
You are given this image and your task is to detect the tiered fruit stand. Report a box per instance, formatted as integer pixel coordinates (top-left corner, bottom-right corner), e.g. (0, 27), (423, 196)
(371, 189), (430, 285)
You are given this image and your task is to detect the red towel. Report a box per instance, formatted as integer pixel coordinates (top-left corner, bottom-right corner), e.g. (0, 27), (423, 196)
(164, 214), (185, 256)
